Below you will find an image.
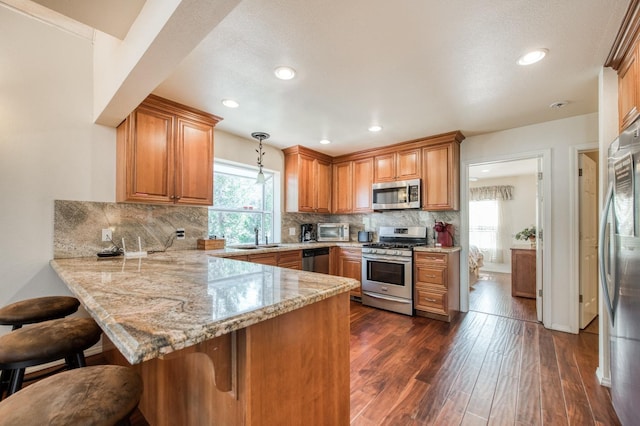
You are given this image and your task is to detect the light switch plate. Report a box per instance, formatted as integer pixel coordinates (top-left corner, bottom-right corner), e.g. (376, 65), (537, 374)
(289, 227), (296, 236)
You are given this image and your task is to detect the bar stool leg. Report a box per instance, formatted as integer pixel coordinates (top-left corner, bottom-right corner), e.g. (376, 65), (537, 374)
(7, 369), (24, 397)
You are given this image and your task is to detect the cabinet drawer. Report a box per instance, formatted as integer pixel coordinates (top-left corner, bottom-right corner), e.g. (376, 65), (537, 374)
(415, 266), (446, 287)
(414, 252), (448, 265)
(415, 287), (447, 315)
(248, 253), (278, 266)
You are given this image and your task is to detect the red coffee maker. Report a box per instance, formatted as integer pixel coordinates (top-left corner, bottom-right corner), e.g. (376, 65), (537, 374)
(433, 221), (454, 247)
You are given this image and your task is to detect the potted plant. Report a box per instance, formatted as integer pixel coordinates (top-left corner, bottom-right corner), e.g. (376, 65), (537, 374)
(515, 226), (537, 247)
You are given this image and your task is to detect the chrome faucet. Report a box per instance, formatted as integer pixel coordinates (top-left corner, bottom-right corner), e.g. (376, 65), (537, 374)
(254, 227), (259, 246)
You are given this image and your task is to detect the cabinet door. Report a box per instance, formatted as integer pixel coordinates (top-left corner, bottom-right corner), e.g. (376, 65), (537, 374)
(278, 250), (302, 270)
(396, 148), (421, 180)
(332, 161), (353, 213)
(298, 155), (316, 212)
(175, 117), (214, 205)
(422, 143), (459, 211)
(124, 107), (175, 204)
(353, 158), (373, 213)
(337, 248), (362, 297)
(373, 153), (396, 182)
(315, 159), (332, 213)
(619, 44), (640, 131)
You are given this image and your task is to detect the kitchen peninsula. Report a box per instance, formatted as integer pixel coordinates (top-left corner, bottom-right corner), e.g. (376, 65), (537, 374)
(50, 250), (359, 425)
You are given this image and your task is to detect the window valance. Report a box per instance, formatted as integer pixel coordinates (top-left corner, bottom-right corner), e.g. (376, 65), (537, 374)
(469, 185), (514, 201)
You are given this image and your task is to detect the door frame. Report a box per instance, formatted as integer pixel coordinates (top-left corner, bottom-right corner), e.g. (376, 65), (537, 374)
(460, 149), (551, 328)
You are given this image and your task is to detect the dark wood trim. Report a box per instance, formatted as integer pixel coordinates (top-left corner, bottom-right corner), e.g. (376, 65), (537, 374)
(605, 0), (640, 70)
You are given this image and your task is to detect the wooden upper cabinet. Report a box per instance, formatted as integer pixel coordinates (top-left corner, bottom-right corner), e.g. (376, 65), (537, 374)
(606, 1), (640, 131)
(117, 95), (221, 206)
(284, 146), (332, 213)
(332, 161), (353, 213)
(353, 158), (373, 213)
(618, 44), (640, 131)
(422, 141), (460, 211)
(331, 158), (373, 214)
(373, 149), (421, 182)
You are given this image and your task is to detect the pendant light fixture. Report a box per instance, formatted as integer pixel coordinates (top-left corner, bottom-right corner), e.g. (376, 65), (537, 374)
(251, 132), (269, 184)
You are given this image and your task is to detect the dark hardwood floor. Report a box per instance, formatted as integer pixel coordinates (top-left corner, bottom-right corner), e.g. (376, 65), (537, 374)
(349, 302), (619, 425)
(24, 302), (618, 425)
(470, 271), (537, 322)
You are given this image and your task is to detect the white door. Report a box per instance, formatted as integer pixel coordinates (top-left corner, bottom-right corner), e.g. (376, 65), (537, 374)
(579, 153), (598, 328)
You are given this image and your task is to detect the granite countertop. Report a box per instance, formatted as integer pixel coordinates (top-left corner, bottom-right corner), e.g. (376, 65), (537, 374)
(413, 246), (461, 253)
(50, 250), (359, 365)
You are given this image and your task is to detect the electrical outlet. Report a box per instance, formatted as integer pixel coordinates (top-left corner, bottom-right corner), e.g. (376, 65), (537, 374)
(101, 228), (112, 242)
(176, 228), (185, 240)
(289, 227), (296, 236)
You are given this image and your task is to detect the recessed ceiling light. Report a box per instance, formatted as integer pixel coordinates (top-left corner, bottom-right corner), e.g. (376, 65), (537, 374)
(368, 125), (383, 132)
(481, 169), (490, 173)
(274, 66), (296, 80)
(469, 177), (479, 182)
(517, 48), (548, 66)
(319, 139), (331, 145)
(221, 99), (239, 108)
(549, 100), (569, 109)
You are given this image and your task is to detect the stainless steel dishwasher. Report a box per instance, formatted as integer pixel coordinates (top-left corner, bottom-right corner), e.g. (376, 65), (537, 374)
(302, 247), (330, 274)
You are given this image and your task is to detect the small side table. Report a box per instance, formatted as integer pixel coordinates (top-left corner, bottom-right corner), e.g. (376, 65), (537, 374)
(510, 248), (536, 298)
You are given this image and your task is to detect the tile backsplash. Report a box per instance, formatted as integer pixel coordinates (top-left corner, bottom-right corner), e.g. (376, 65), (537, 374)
(54, 200), (208, 258)
(54, 200), (461, 259)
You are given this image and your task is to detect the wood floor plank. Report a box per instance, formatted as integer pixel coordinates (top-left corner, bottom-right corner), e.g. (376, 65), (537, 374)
(470, 272), (537, 322)
(516, 322), (541, 425)
(538, 327), (570, 425)
(553, 332), (596, 426)
(488, 373), (519, 425)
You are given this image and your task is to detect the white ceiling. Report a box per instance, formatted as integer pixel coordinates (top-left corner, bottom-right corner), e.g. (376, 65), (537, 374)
(469, 158), (538, 181)
(3, 0), (631, 156)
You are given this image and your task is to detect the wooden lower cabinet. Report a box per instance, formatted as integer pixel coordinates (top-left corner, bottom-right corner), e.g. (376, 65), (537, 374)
(277, 250), (302, 270)
(105, 293), (351, 425)
(333, 247), (362, 297)
(248, 253), (278, 266)
(511, 248), (536, 298)
(413, 250), (460, 321)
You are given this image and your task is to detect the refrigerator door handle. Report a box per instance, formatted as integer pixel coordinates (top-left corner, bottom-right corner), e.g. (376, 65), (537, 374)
(598, 183), (616, 323)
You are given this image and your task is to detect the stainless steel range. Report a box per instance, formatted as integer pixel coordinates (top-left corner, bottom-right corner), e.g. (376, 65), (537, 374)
(361, 226), (427, 315)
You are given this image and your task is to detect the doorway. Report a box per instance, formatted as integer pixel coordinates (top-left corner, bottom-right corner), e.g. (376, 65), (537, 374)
(467, 158), (540, 322)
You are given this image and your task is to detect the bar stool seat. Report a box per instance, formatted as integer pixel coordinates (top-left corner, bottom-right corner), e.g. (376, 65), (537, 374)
(0, 296), (80, 330)
(0, 365), (142, 426)
(0, 317), (102, 396)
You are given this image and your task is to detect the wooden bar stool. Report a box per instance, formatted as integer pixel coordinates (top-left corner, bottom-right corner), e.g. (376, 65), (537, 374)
(0, 317), (102, 398)
(0, 296), (81, 396)
(0, 365), (143, 426)
(0, 296), (80, 330)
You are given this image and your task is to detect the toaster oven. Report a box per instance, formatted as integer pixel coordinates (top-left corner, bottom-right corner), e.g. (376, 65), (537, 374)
(317, 223), (350, 242)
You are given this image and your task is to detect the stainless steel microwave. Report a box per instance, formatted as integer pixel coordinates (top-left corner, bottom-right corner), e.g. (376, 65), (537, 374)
(372, 179), (421, 210)
(317, 223), (350, 242)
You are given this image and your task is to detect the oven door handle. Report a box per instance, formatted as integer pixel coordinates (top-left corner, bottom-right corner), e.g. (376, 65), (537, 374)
(363, 291), (412, 304)
(362, 254), (412, 263)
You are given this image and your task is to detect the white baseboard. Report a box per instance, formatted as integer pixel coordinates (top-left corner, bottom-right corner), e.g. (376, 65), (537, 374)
(596, 367), (612, 387)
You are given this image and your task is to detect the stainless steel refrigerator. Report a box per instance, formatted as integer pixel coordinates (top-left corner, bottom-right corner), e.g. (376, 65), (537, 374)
(599, 121), (640, 425)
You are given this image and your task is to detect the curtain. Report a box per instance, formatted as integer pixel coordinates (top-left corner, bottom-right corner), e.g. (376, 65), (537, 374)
(469, 186), (513, 263)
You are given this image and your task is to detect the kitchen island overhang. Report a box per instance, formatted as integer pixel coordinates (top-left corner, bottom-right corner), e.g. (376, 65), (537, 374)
(50, 251), (358, 425)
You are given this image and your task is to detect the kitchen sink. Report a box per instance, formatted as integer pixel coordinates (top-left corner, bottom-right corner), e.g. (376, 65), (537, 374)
(230, 244), (280, 250)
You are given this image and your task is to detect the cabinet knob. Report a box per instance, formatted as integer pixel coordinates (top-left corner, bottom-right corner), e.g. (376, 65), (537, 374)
(175, 196), (181, 200)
